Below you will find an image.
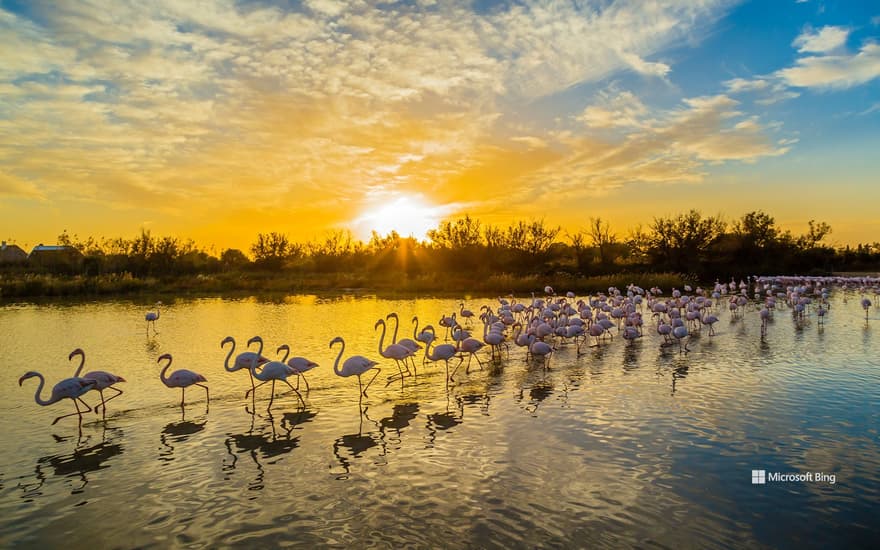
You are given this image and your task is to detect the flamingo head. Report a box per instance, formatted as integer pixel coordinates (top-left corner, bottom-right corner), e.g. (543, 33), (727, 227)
(247, 335), (263, 347)
(68, 348), (85, 361)
(374, 318), (385, 330)
(329, 336), (344, 348)
(18, 371), (39, 386)
(220, 336), (234, 347)
(276, 344), (289, 355)
(157, 353), (172, 363)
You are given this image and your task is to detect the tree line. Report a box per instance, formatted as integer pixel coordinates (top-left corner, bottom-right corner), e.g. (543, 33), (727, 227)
(3, 210), (879, 281)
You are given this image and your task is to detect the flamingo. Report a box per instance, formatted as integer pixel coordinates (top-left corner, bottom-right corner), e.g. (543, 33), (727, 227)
(375, 318), (415, 382)
(221, 336), (269, 397)
(672, 325), (690, 353)
(246, 349), (304, 410)
(386, 312), (422, 371)
(145, 301), (161, 334)
(451, 325), (485, 380)
(276, 344), (318, 392)
(68, 348), (125, 419)
(19, 371), (97, 425)
(420, 325), (458, 383)
(862, 298), (872, 320)
(329, 336), (380, 398)
(157, 353), (208, 407)
(527, 334), (553, 370)
(701, 313), (719, 336)
(459, 302), (475, 327)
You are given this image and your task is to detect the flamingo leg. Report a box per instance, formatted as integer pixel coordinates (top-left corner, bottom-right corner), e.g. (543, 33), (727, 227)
(99, 386), (124, 413)
(194, 383), (209, 405)
(362, 368), (381, 396)
(282, 379), (305, 407)
(53, 397), (92, 425)
(180, 388), (186, 407)
(449, 356), (465, 382)
(245, 380), (269, 399)
(300, 375), (310, 393)
(267, 380), (276, 410)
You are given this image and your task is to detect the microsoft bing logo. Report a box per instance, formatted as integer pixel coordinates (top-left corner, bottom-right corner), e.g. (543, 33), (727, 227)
(752, 470), (766, 484)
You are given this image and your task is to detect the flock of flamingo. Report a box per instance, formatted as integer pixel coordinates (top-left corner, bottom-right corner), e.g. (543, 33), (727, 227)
(18, 275), (879, 426)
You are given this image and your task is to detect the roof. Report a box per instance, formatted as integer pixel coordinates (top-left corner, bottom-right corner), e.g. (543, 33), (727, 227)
(0, 242), (28, 262)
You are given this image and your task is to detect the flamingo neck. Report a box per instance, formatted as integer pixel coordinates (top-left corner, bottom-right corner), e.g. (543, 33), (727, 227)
(159, 358), (172, 384)
(30, 374), (52, 406)
(332, 340), (345, 376)
(412, 317), (419, 340)
(389, 315), (399, 343)
(222, 339), (236, 372)
(278, 346), (290, 363)
(376, 321), (387, 355)
(71, 351), (85, 377)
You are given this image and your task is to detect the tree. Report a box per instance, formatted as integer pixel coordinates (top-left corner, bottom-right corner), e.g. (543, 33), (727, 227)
(797, 219), (832, 249)
(427, 215), (482, 249)
(251, 232), (295, 269)
(732, 211), (778, 248)
(588, 217), (617, 265)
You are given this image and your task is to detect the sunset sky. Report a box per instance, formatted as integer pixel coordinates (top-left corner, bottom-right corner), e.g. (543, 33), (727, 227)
(1, 0), (879, 252)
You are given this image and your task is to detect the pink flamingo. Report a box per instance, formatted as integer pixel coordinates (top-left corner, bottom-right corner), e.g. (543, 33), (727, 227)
(157, 353), (208, 407)
(145, 301), (161, 334)
(246, 349), (304, 410)
(276, 344), (318, 392)
(68, 348), (125, 419)
(221, 336), (269, 397)
(330, 336), (380, 398)
(375, 318), (415, 382)
(19, 371), (97, 425)
(420, 325), (459, 383)
(527, 334), (553, 370)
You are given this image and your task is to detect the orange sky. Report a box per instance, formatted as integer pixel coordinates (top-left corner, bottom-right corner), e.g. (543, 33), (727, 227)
(1, 1), (879, 252)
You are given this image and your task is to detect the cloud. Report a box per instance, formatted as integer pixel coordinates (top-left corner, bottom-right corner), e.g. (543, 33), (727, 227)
(778, 42), (880, 89)
(0, 170), (45, 200)
(508, 93), (790, 204)
(577, 90), (649, 129)
(793, 25), (849, 53)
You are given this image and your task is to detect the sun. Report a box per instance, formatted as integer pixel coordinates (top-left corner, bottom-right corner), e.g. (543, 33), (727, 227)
(354, 195), (443, 240)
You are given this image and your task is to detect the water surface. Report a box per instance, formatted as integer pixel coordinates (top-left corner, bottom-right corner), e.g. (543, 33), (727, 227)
(1, 292), (878, 548)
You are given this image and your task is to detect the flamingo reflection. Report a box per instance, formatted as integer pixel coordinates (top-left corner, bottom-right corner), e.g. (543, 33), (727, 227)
(20, 426), (124, 498)
(332, 407), (382, 478)
(159, 414), (207, 461)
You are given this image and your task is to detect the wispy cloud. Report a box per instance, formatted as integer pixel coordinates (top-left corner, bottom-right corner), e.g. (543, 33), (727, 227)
(793, 25), (850, 53)
(778, 42), (880, 89)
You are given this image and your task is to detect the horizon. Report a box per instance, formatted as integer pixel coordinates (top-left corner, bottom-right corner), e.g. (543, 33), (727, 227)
(1, 1), (879, 251)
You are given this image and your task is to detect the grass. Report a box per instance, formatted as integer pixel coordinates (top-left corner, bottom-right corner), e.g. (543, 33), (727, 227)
(0, 270), (692, 300)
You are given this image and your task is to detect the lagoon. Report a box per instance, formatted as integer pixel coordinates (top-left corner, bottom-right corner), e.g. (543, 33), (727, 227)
(0, 292), (878, 548)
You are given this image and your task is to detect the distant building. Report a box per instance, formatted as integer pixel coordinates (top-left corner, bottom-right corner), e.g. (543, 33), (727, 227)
(29, 244), (84, 270)
(0, 241), (28, 264)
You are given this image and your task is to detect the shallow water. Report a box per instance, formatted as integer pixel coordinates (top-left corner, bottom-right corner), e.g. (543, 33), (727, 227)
(0, 292), (878, 548)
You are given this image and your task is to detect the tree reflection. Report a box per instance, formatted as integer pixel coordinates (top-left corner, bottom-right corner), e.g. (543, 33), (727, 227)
(20, 425), (124, 498)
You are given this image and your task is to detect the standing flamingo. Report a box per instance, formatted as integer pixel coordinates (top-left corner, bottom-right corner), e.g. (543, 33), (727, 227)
(420, 325), (458, 383)
(672, 325), (690, 353)
(157, 354), (208, 407)
(221, 336), (269, 397)
(68, 348), (125, 419)
(527, 334), (553, 370)
(19, 371), (97, 425)
(375, 318), (415, 382)
(862, 298), (872, 320)
(245, 349), (304, 410)
(145, 301), (161, 334)
(330, 336), (380, 399)
(386, 312), (421, 372)
(276, 344), (318, 392)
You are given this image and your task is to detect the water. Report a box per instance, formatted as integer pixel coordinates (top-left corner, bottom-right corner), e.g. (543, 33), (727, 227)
(0, 292), (878, 548)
